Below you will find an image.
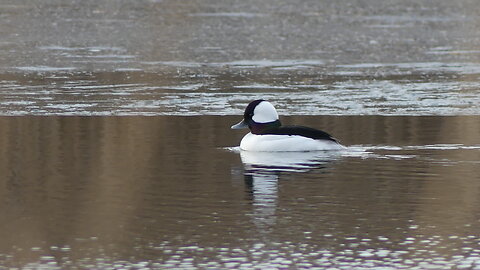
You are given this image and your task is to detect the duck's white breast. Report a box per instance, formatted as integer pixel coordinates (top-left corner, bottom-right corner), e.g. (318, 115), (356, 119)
(239, 132), (346, 152)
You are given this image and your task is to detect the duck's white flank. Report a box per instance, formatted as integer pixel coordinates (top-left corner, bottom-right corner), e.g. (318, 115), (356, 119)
(240, 133), (346, 152)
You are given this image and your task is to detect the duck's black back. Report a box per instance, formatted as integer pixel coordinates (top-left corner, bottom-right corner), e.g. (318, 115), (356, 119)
(262, 125), (338, 142)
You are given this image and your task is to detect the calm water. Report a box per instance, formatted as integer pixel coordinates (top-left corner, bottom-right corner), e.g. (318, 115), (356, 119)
(0, 116), (479, 269)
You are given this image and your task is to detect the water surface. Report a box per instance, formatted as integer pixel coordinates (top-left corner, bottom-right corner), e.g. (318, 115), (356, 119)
(1, 0), (480, 116)
(1, 0), (480, 269)
(1, 116), (479, 269)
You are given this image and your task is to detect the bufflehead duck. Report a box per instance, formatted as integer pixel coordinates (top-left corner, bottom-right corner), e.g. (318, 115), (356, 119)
(231, 99), (345, 151)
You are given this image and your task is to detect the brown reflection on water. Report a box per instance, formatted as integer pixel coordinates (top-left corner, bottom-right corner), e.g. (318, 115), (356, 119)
(0, 116), (242, 266)
(410, 116), (480, 259)
(0, 116), (479, 268)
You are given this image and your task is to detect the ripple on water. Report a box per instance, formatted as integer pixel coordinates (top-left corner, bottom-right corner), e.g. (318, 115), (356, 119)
(2, 59), (480, 115)
(147, 238), (480, 269)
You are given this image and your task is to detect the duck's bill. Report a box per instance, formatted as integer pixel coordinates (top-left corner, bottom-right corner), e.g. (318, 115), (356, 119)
(231, 119), (248, 129)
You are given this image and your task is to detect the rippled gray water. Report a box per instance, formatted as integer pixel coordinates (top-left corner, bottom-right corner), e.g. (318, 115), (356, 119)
(1, 0), (480, 116)
(1, 62), (480, 116)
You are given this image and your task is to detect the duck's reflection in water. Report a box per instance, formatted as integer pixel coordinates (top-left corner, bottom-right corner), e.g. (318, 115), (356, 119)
(240, 151), (342, 231)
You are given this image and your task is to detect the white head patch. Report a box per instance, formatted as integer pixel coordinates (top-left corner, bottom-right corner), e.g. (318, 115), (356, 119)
(252, 101), (279, 123)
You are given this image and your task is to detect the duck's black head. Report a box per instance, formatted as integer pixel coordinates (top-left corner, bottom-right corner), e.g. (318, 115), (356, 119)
(231, 99), (281, 134)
